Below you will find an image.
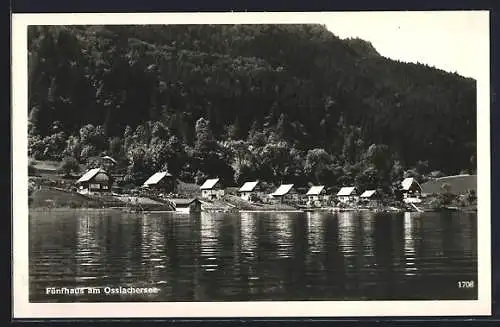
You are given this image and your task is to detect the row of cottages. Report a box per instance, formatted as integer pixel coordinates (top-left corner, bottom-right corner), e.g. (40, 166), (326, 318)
(75, 167), (423, 206)
(335, 187), (380, 204)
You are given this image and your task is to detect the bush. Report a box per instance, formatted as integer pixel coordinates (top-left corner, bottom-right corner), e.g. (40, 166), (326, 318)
(60, 156), (80, 176)
(429, 197), (442, 210)
(465, 189), (477, 205)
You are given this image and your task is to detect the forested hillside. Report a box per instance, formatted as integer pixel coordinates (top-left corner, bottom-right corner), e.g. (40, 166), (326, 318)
(27, 24), (477, 192)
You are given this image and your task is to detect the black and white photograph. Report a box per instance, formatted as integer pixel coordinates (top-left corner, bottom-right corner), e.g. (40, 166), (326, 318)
(12, 11), (491, 318)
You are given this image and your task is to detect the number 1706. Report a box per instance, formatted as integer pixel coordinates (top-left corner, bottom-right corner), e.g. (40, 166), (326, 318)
(457, 281), (475, 288)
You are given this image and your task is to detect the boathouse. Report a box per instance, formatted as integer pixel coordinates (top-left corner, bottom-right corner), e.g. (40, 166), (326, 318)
(142, 171), (177, 194)
(200, 178), (224, 200)
(270, 184), (294, 203)
(337, 186), (358, 203)
(238, 181), (259, 201)
(401, 177), (422, 203)
(171, 198), (202, 213)
(306, 185), (328, 207)
(76, 168), (112, 195)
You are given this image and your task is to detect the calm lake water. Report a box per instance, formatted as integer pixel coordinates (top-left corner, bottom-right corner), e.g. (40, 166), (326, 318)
(29, 209), (477, 302)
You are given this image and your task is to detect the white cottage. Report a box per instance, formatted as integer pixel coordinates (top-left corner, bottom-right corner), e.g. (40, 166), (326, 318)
(142, 171), (176, 194)
(238, 181), (259, 201)
(401, 177), (423, 203)
(75, 168), (112, 195)
(360, 190), (377, 199)
(360, 190), (379, 206)
(270, 184), (294, 203)
(336, 186), (358, 203)
(306, 185), (328, 207)
(200, 178), (224, 200)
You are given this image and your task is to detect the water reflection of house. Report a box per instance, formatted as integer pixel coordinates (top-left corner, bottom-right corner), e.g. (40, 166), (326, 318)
(270, 184), (294, 203)
(337, 212), (356, 255)
(140, 215), (166, 284)
(274, 213), (294, 258)
(403, 212), (418, 276)
(76, 216), (103, 279)
(200, 178), (224, 200)
(307, 212), (324, 254)
(240, 212), (258, 257)
(361, 213), (374, 257)
(171, 198), (202, 213)
(142, 171), (177, 194)
(200, 214), (219, 272)
(306, 185), (328, 207)
(401, 178), (423, 203)
(76, 168), (112, 195)
(238, 181), (259, 201)
(336, 186), (358, 203)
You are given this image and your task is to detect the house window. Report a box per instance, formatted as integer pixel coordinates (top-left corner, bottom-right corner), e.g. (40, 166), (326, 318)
(90, 183), (100, 189)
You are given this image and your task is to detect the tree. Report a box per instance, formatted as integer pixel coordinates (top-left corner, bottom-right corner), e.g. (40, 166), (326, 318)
(304, 148), (332, 184)
(364, 144), (391, 173)
(126, 146), (152, 184)
(164, 135), (186, 177)
(63, 135), (82, 160)
(465, 189), (477, 205)
(108, 136), (124, 162)
(261, 141), (295, 184)
(194, 117), (216, 154)
(342, 126), (364, 164)
(438, 182), (456, 207)
(390, 160), (405, 185)
(60, 156), (80, 176)
(355, 166), (379, 191)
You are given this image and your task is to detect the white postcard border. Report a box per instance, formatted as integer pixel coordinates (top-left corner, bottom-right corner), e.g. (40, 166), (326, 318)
(12, 11), (491, 318)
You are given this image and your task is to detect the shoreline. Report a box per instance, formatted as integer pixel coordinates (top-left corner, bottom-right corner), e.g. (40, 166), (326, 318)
(28, 205), (476, 214)
(28, 186), (476, 214)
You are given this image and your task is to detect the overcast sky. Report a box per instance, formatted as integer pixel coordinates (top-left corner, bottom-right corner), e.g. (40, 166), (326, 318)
(324, 11), (489, 80)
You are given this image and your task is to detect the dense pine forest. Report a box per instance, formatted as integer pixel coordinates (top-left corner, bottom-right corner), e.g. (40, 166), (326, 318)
(27, 24), (477, 193)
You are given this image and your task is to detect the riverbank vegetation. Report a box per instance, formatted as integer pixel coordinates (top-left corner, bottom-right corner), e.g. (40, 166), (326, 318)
(28, 25), (476, 199)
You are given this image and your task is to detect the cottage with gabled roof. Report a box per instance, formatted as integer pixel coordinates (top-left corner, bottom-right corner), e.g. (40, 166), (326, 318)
(238, 181), (259, 201)
(360, 190), (377, 199)
(306, 185), (328, 207)
(401, 177), (422, 203)
(142, 171), (177, 194)
(200, 178), (224, 200)
(270, 184), (294, 203)
(336, 186), (358, 203)
(359, 190), (379, 206)
(76, 168), (112, 195)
